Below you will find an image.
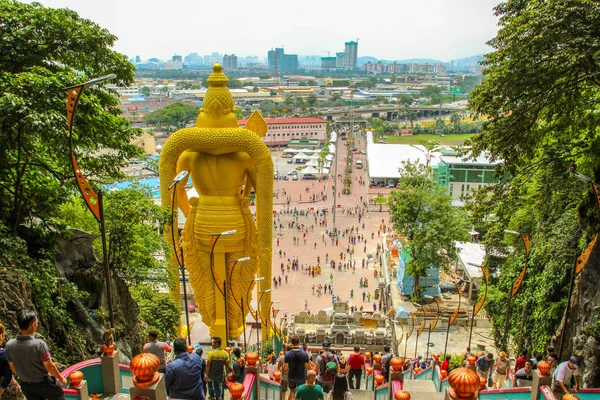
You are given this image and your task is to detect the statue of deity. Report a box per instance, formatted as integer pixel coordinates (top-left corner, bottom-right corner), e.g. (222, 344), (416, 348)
(159, 64), (273, 341)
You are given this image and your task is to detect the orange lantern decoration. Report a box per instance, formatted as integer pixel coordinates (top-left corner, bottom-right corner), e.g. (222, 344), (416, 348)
(365, 352), (372, 360)
(562, 395), (580, 400)
(246, 352), (259, 367)
(389, 357), (404, 373)
(447, 368), (480, 400)
(226, 347), (232, 353)
(68, 371), (84, 388)
(414, 367), (421, 375)
(394, 390), (411, 400)
(366, 367), (374, 376)
(130, 353), (160, 388)
(375, 374), (385, 386)
(373, 353), (382, 364)
(230, 383), (245, 400)
(274, 371), (282, 382)
(187, 345), (194, 354)
(537, 361), (551, 376)
(480, 377), (487, 389)
(227, 372), (236, 382)
(101, 343), (116, 357)
(441, 370), (448, 379)
(467, 356), (477, 366)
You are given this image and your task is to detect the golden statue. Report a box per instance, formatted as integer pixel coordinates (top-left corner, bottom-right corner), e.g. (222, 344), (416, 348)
(159, 64), (273, 341)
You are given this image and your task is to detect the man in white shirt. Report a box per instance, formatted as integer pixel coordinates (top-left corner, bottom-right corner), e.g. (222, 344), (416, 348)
(552, 356), (581, 399)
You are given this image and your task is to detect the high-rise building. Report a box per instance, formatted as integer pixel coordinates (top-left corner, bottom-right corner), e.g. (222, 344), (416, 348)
(321, 57), (337, 69)
(336, 52), (346, 69)
(268, 48), (298, 71)
(344, 41), (358, 69)
(222, 54), (238, 70)
(184, 52), (204, 67)
(172, 55), (182, 62)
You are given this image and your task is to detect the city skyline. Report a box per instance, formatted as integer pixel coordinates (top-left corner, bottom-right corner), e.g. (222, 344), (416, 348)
(23, 0), (500, 62)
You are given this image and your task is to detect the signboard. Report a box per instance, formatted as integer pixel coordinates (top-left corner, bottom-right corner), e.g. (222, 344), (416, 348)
(450, 86), (462, 94)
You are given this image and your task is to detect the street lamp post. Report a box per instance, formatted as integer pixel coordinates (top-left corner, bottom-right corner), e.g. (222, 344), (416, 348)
(503, 230), (530, 351)
(209, 230), (237, 344)
(246, 277), (264, 354)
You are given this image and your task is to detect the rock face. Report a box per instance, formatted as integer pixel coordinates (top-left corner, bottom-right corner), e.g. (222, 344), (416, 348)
(0, 228), (144, 365)
(54, 229), (144, 361)
(553, 240), (600, 388)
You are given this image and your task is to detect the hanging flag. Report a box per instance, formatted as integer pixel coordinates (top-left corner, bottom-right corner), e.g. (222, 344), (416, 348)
(576, 233), (598, 275)
(522, 234), (531, 257)
(511, 263), (527, 297)
(593, 184), (600, 208)
(474, 266), (489, 316)
(429, 298), (441, 332)
(416, 307), (427, 337)
(397, 322), (404, 346)
(449, 283), (462, 326)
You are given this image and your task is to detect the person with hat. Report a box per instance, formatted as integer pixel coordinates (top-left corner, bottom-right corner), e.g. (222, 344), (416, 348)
(492, 352), (510, 389)
(552, 356), (581, 399)
(315, 342), (338, 393)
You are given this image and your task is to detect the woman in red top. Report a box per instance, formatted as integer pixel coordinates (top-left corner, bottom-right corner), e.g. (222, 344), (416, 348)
(441, 356), (451, 372)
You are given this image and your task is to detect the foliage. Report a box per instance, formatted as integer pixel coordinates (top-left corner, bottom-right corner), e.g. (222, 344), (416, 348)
(131, 285), (180, 339)
(466, 0), (600, 355)
(143, 102), (199, 131)
(388, 162), (469, 298)
(0, 0), (140, 235)
(55, 185), (170, 286)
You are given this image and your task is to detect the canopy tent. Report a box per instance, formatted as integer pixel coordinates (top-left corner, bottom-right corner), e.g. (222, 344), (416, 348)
(328, 144), (336, 154)
(301, 166), (319, 174)
(307, 160), (331, 168)
(293, 152), (310, 159)
(325, 154), (334, 161)
(307, 155), (320, 160)
(320, 168), (330, 174)
(283, 148), (300, 154)
(300, 148), (319, 153)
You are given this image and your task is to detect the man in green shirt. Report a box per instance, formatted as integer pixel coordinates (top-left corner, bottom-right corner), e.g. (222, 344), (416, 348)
(295, 370), (324, 400)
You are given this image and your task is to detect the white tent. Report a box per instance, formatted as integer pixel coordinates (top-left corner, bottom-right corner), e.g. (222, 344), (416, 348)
(301, 166), (319, 174)
(325, 154), (334, 161)
(307, 155), (320, 160)
(293, 152), (310, 159)
(283, 148), (300, 154)
(300, 148), (318, 153)
(328, 144), (336, 154)
(320, 168), (330, 174)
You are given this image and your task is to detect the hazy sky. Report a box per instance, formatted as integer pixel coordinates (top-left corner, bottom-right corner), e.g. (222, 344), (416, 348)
(25, 0), (500, 61)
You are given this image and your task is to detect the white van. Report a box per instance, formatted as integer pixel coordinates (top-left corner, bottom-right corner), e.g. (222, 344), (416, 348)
(356, 160), (363, 169)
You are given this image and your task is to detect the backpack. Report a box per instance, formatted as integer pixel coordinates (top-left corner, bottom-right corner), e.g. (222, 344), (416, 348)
(316, 353), (337, 382)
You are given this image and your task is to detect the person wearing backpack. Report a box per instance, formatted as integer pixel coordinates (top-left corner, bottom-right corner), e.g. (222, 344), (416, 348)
(380, 345), (394, 382)
(315, 342), (338, 393)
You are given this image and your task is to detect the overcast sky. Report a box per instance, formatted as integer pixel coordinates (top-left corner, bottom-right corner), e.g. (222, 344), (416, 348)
(26, 0), (501, 61)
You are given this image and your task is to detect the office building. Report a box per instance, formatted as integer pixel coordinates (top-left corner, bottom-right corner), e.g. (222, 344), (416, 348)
(344, 41), (358, 69)
(336, 52), (346, 68)
(222, 54), (238, 70)
(321, 57), (337, 69)
(238, 117), (327, 147)
(268, 48), (298, 71)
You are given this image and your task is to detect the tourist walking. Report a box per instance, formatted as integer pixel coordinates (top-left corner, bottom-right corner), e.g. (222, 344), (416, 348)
(315, 342), (338, 393)
(347, 346), (365, 390)
(513, 360), (534, 388)
(0, 322), (25, 400)
(475, 353), (494, 383)
(165, 338), (205, 400)
(206, 337), (230, 400)
(327, 374), (353, 400)
(492, 352), (510, 389)
(552, 356), (581, 399)
(295, 371), (324, 400)
(143, 329), (173, 373)
(5, 310), (66, 400)
(284, 335), (310, 400)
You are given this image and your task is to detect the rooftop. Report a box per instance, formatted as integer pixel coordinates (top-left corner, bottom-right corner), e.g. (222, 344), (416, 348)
(455, 241), (486, 279)
(239, 117), (327, 125)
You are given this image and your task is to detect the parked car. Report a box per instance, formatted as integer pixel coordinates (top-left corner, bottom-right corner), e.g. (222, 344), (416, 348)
(287, 159), (293, 164)
(288, 170), (298, 175)
(292, 174), (298, 181)
(302, 174), (317, 180)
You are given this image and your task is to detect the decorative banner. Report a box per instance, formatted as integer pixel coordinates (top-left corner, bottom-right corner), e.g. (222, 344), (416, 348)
(522, 234), (531, 257)
(473, 265), (489, 316)
(576, 233), (598, 275)
(511, 263), (527, 297)
(397, 322), (404, 346)
(593, 184), (600, 209)
(406, 313), (415, 341)
(416, 307), (427, 337)
(449, 283), (462, 326)
(429, 298), (441, 332)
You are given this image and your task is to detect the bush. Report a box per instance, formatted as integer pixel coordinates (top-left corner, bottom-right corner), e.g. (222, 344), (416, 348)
(131, 285), (180, 340)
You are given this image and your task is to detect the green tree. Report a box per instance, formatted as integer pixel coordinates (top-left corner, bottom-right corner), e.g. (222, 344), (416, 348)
(259, 100), (275, 115)
(131, 285), (180, 339)
(388, 162), (469, 299)
(141, 86), (151, 96)
(143, 102), (199, 131)
(421, 85), (442, 104)
(397, 94), (413, 106)
(307, 94), (318, 107)
(404, 106), (418, 129)
(0, 0), (140, 235)
(227, 79), (243, 89)
(450, 112), (461, 133)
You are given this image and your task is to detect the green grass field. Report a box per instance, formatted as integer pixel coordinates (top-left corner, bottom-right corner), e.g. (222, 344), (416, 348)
(385, 134), (476, 146)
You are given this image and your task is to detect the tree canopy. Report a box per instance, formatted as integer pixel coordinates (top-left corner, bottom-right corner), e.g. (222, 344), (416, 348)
(388, 162), (469, 299)
(143, 102), (199, 131)
(466, 0), (600, 362)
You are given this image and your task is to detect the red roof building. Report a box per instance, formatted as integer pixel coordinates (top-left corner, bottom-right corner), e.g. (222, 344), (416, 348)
(238, 117), (327, 147)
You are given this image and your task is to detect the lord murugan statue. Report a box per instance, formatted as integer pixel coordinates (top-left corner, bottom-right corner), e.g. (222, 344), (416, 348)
(159, 64), (273, 341)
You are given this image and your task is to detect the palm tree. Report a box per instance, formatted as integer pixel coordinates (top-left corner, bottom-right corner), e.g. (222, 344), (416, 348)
(450, 112), (461, 134)
(405, 106), (418, 129)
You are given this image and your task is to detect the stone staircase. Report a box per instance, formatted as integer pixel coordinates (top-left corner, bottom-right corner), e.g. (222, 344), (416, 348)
(402, 379), (444, 400)
(351, 389), (376, 400)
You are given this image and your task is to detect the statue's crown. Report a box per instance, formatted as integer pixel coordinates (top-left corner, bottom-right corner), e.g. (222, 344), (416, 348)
(196, 63), (238, 127)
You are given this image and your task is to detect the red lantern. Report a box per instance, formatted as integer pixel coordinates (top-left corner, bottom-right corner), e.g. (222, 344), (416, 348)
(365, 352), (372, 360)
(101, 344), (116, 357)
(394, 390), (411, 400)
(187, 345), (194, 354)
(366, 367), (374, 376)
(414, 367), (421, 375)
(447, 368), (480, 400)
(274, 371), (281, 382)
(375, 374), (385, 386)
(466, 356), (477, 366)
(230, 383), (245, 400)
(68, 371), (84, 388)
(441, 370), (448, 379)
(537, 361), (551, 376)
(389, 357), (404, 372)
(246, 352), (259, 367)
(480, 377), (487, 389)
(130, 353), (160, 388)
(373, 353), (382, 364)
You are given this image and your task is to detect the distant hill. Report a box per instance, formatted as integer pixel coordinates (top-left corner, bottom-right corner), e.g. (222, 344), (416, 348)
(357, 56), (378, 66)
(357, 55), (484, 67)
(449, 54), (484, 67)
